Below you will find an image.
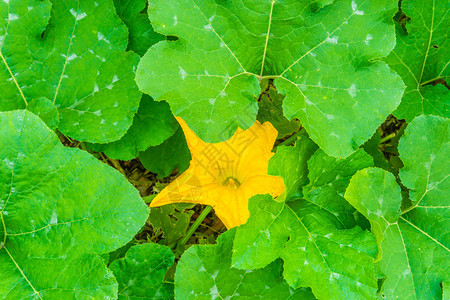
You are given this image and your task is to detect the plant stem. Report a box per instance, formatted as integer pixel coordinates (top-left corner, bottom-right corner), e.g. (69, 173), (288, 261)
(109, 159), (127, 177)
(177, 206), (213, 249)
(276, 128), (305, 148)
(379, 133), (396, 144)
(420, 77), (440, 86)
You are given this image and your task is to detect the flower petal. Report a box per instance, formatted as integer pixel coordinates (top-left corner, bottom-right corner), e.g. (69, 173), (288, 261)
(151, 117), (284, 230)
(212, 188), (249, 229)
(236, 122), (278, 180)
(216, 175), (285, 229)
(241, 175), (285, 200)
(176, 117), (206, 156)
(150, 166), (209, 207)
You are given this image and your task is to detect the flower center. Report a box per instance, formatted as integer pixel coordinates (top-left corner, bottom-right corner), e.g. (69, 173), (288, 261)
(222, 177), (241, 188)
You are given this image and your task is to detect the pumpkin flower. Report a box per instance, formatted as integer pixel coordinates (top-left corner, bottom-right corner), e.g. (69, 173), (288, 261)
(150, 117), (285, 229)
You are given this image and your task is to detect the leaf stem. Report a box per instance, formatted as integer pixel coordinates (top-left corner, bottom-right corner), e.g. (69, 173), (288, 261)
(420, 77), (440, 86)
(0, 212), (7, 247)
(379, 133), (396, 144)
(400, 205), (415, 215)
(177, 206), (213, 249)
(259, 74), (280, 81)
(0, 51), (28, 106)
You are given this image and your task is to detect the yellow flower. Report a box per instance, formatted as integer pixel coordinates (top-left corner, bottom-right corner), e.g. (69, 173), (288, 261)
(150, 117), (285, 228)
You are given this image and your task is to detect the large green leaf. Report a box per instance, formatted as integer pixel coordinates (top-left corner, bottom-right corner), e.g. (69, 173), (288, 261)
(110, 243), (174, 300)
(345, 115), (449, 299)
(0, 0), (142, 143)
(232, 195), (377, 299)
(302, 148), (373, 228)
(399, 115), (449, 206)
(175, 228), (314, 299)
(0, 110), (149, 299)
(89, 95), (178, 161)
(385, 0), (449, 120)
(345, 167), (449, 299)
(113, 0), (165, 56)
(136, 0), (405, 157)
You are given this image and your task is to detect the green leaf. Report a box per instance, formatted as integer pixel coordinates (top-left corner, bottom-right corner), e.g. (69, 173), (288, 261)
(345, 115), (449, 299)
(302, 148), (373, 228)
(0, 110), (149, 299)
(399, 115), (449, 206)
(175, 228), (313, 299)
(149, 203), (195, 246)
(110, 243), (174, 300)
(107, 241), (136, 265)
(140, 127), (191, 178)
(345, 166), (449, 299)
(113, 0), (165, 56)
(232, 195), (377, 299)
(444, 282), (450, 300)
(344, 168), (401, 260)
(0, 0), (142, 143)
(385, 0), (449, 120)
(89, 95), (178, 161)
(315, 0), (335, 9)
(136, 0), (405, 157)
(257, 87), (301, 139)
(269, 135), (318, 202)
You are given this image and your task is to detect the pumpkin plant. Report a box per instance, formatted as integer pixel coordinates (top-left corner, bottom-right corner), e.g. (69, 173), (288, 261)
(0, 0), (448, 299)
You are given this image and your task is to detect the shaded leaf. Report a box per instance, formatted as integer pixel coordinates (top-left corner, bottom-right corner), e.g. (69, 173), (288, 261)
(362, 131), (391, 171)
(257, 87), (301, 139)
(149, 203), (195, 246)
(269, 135), (318, 202)
(140, 126), (191, 178)
(113, 0), (165, 56)
(110, 243), (174, 300)
(107, 241), (136, 265)
(90, 95), (178, 161)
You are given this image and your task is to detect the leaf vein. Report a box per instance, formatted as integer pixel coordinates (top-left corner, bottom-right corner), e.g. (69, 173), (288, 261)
(280, 0), (368, 77)
(191, 0), (246, 73)
(3, 246), (42, 299)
